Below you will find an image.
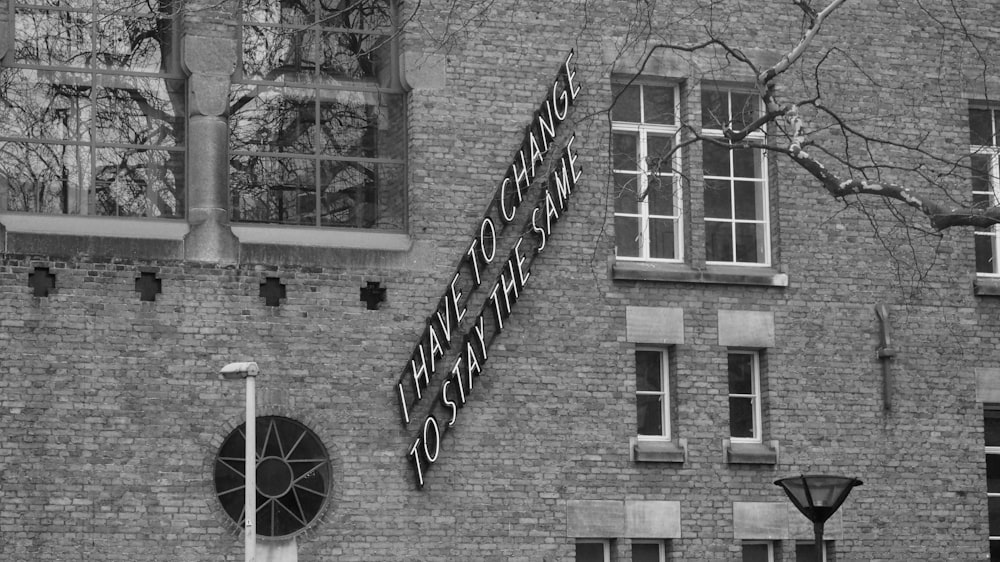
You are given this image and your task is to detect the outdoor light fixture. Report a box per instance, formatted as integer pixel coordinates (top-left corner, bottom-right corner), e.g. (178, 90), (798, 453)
(775, 475), (862, 562)
(219, 361), (260, 562)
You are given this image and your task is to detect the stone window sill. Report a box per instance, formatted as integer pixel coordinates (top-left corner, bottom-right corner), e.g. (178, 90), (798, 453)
(631, 438), (687, 463)
(613, 260), (788, 287)
(0, 213), (188, 259)
(724, 439), (780, 465)
(232, 224), (412, 251)
(1, 213), (188, 239)
(974, 276), (1000, 296)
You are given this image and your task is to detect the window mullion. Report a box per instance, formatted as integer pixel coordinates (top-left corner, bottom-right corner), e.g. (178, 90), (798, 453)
(638, 128), (652, 258)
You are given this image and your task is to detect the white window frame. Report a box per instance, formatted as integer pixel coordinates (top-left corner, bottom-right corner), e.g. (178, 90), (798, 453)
(728, 350), (762, 444)
(575, 539), (611, 562)
(632, 539), (666, 562)
(612, 81), (683, 263)
(701, 88), (770, 266)
(971, 105), (1000, 276)
(741, 540), (775, 562)
(635, 347), (671, 441)
(986, 407), (1000, 557)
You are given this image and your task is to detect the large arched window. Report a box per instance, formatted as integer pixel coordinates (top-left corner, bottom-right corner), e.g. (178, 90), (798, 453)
(214, 416), (332, 538)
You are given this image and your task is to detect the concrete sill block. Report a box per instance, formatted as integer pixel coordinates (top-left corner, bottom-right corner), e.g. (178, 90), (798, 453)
(724, 439), (779, 465)
(631, 438), (687, 463)
(612, 260), (788, 287)
(974, 276), (1000, 296)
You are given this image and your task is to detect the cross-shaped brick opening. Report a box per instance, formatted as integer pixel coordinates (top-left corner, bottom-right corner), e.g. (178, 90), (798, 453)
(360, 281), (386, 310)
(28, 267), (56, 298)
(135, 271), (162, 302)
(260, 277), (287, 307)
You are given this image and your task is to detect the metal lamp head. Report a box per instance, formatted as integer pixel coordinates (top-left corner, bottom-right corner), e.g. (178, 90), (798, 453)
(774, 474), (863, 525)
(219, 361), (260, 380)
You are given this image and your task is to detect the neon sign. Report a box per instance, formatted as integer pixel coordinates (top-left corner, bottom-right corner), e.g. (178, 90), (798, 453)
(395, 51), (584, 487)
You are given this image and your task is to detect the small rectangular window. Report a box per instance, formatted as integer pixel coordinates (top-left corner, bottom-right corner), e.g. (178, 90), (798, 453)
(742, 541), (774, 562)
(702, 87), (769, 265)
(728, 350), (762, 442)
(633, 540), (666, 562)
(636, 347), (671, 440)
(612, 80), (683, 262)
(971, 104), (1000, 276)
(795, 541), (829, 562)
(576, 540), (611, 562)
(986, 408), (1000, 560)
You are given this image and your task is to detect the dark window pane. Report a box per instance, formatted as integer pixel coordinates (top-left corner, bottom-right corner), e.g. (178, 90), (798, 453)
(990, 497), (1000, 535)
(648, 175), (675, 216)
(94, 148), (184, 218)
(14, 8), (93, 67)
(732, 147), (759, 178)
(795, 543), (822, 562)
(633, 543), (661, 562)
(971, 108), (994, 146)
(987, 411), (1000, 447)
(96, 77), (186, 146)
(731, 92), (759, 130)
(612, 83), (641, 122)
(243, 24), (315, 82)
(988, 455), (1000, 493)
(644, 85), (675, 125)
(636, 350), (662, 391)
(705, 221), (732, 262)
(575, 542), (605, 562)
(703, 141), (731, 177)
(733, 181), (763, 220)
(735, 222), (765, 263)
(742, 544), (770, 562)
(613, 132), (639, 171)
(319, 30), (384, 81)
(730, 397), (754, 438)
(702, 89), (727, 128)
(2, 142), (92, 214)
(615, 215), (640, 257)
(728, 353), (754, 394)
(990, 539), (1000, 561)
(972, 154), (994, 194)
(99, 13), (168, 72)
(647, 134), (674, 174)
(637, 394), (664, 436)
(704, 179), (732, 219)
(977, 234), (998, 274)
(649, 218), (676, 259)
(230, 155), (316, 225)
(614, 173), (640, 214)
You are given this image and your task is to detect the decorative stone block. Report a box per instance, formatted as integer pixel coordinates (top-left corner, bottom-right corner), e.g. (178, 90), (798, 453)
(626, 306), (684, 344)
(718, 310), (775, 348)
(401, 50), (447, 91)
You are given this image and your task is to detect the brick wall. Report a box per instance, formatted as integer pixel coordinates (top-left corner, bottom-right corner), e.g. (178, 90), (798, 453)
(2, 0), (999, 560)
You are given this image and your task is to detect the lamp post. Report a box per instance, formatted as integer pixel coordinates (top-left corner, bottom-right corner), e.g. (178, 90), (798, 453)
(220, 361), (259, 562)
(774, 474), (862, 562)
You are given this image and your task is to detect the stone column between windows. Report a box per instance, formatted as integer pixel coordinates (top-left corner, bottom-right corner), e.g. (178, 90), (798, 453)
(182, 34), (240, 264)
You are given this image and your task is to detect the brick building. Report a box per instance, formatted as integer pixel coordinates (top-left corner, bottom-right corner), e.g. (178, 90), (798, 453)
(2, 0), (1000, 560)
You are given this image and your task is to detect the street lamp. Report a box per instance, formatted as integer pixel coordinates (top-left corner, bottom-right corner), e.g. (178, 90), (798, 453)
(774, 474), (863, 562)
(220, 361), (260, 562)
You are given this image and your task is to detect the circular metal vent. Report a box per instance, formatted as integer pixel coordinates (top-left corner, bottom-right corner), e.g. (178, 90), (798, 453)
(214, 416), (331, 537)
